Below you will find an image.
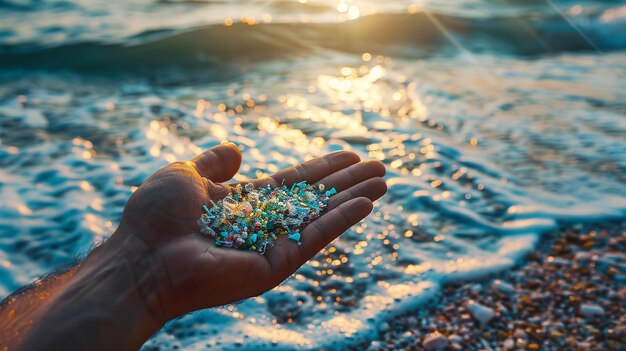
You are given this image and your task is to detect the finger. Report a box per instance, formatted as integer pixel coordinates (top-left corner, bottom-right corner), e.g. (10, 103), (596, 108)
(233, 150), (360, 188)
(326, 177), (387, 211)
(315, 160), (386, 192)
(192, 143), (242, 182)
(265, 197), (373, 279)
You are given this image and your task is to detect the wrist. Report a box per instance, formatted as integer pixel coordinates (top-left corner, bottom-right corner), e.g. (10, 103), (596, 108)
(21, 233), (165, 350)
(76, 233), (167, 337)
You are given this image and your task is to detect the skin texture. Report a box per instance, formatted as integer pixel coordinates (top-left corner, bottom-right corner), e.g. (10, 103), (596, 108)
(0, 143), (387, 350)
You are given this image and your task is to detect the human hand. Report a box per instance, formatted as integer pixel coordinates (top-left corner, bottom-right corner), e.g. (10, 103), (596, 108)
(3, 143), (386, 351)
(104, 143), (386, 326)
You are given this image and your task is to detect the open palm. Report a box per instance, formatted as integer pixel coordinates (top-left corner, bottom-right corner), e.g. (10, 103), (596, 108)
(108, 143), (386, 324)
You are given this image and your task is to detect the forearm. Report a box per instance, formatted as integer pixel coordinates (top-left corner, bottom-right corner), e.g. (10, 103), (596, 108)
(0, 238), (163, 351)
(0, 265), (78, 348)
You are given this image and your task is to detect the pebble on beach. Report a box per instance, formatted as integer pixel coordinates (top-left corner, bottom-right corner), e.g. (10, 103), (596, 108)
(502, 338), (515, 349)
(579, 303), (605, 318)
(422, 331), (448, 351)
(466, 300), (495, 324)
(491, 279), (515, 295)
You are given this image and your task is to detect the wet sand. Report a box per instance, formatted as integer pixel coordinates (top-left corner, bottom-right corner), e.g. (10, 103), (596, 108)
(361, 221), (626, 351)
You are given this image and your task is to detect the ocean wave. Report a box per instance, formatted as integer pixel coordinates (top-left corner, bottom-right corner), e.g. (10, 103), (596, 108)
(0, 7), (625, 73)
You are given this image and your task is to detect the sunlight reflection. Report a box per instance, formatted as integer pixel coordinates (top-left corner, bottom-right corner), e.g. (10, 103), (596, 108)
(337, 1), (348, 13)
(16, 203), (32, 216)
(281, 94), (366, 132)
(242, 325), (312, 346)
(84, 213), (107, 242)
(347, 5), (360, 20)
(322, 316), (363, 337)
(317, 64), (386, 109)
(145, 119), (202, 163)
(600, 5), (626, 22)
(317, 63), (428, 120)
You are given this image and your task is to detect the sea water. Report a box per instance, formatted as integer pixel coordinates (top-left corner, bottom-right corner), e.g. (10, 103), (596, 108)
(1, 0), (625, 349)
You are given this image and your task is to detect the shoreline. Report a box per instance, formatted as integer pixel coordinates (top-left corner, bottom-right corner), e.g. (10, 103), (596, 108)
(361, 221), (626, 351)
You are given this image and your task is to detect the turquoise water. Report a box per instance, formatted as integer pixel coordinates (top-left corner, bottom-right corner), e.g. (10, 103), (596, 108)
(1, 0), (625, 349)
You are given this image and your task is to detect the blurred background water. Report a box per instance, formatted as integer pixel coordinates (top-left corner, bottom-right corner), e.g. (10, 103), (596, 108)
(1, 0), (625, 349)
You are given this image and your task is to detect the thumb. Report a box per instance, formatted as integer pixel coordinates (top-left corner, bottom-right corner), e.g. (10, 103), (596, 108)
(191, 142), (242, 182)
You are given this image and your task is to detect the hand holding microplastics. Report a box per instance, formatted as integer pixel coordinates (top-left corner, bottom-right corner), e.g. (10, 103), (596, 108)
(198, 181), (337, 253)
(110, 143), (384, 319)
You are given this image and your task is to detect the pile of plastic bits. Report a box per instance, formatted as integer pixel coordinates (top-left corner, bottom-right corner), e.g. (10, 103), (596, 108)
(197, 181), (337, 253)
